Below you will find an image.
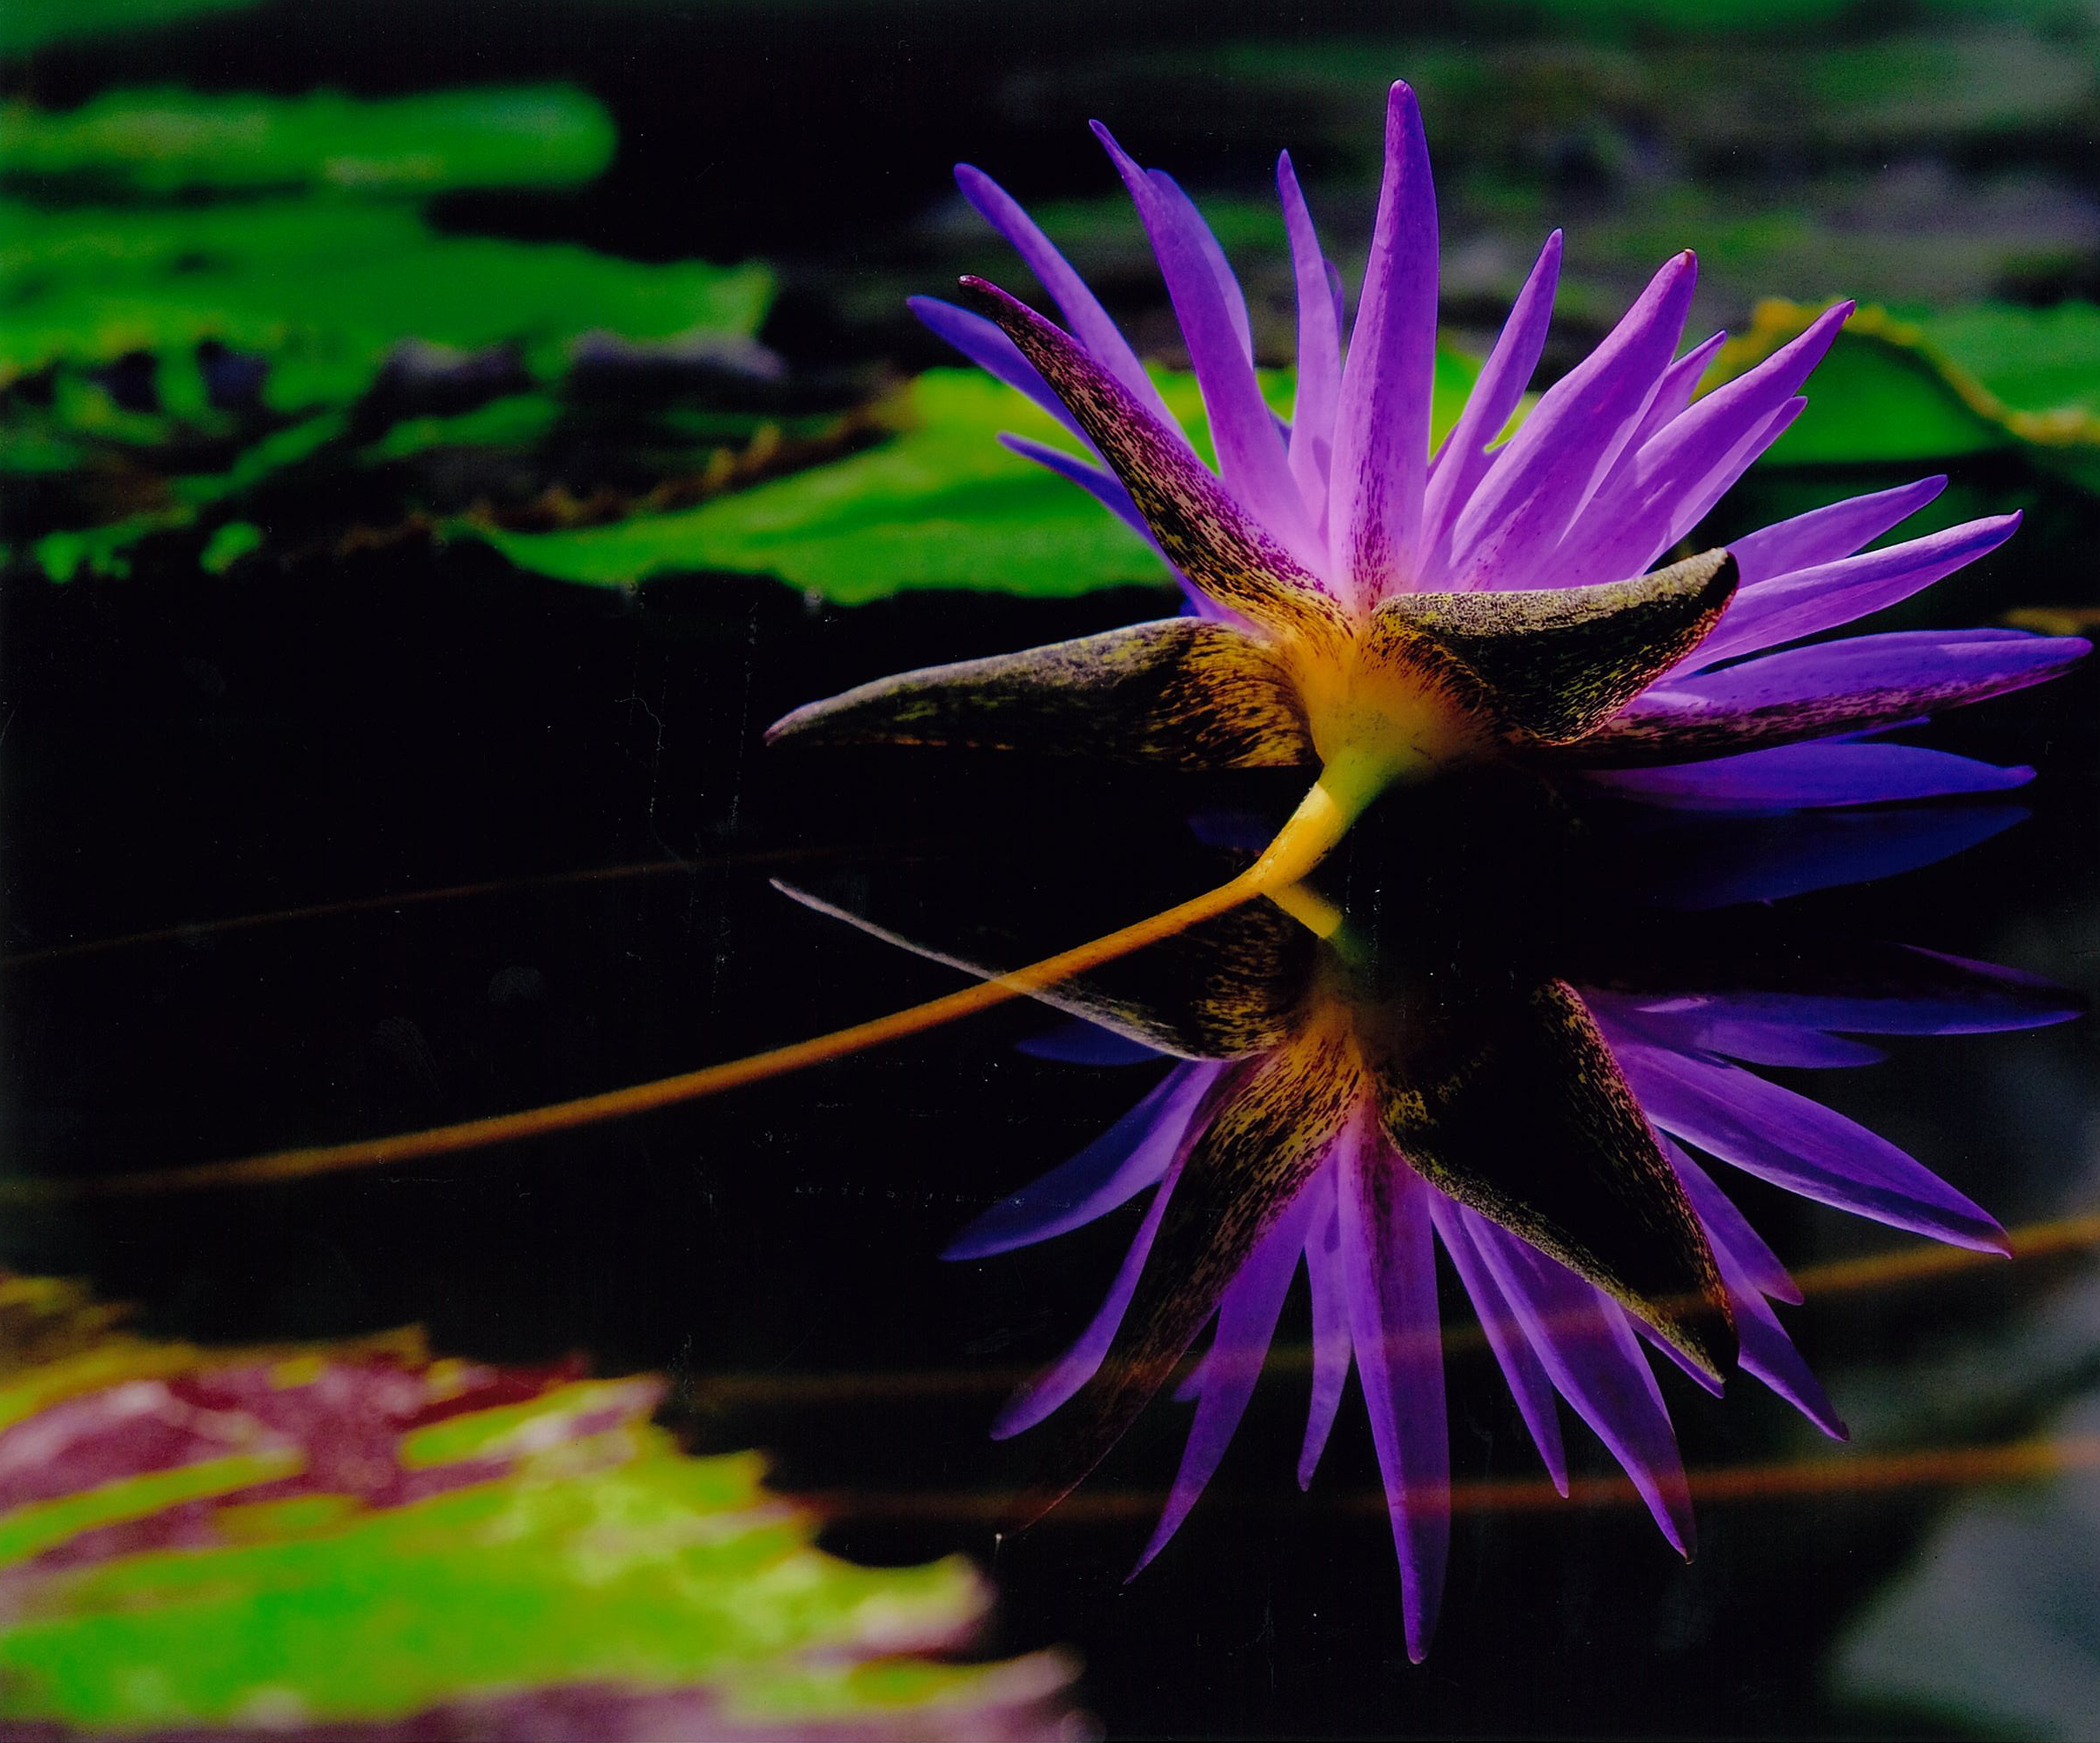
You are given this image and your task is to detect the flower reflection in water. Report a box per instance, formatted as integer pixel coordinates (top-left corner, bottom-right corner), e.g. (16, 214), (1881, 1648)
(781, 788), (2076, 1661)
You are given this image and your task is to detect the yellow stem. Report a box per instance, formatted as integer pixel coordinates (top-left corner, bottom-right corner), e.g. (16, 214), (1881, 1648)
(10, 763), (1382, 1200)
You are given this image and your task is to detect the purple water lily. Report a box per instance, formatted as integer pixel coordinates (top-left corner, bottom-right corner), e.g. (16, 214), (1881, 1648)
(947, 920), (2074, 1664)
(774, 81), (2084, 882)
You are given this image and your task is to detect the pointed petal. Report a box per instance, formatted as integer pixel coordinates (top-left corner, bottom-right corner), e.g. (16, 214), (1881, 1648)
(1013, 1017), (1361, 1521)
(1582, 629), (2089, 765)
(1446, 251), (1697, 593)
(1616, 1041), (2009, 1252)
(996, 431), (1151, 539)
(1462, 1214), (1696, 1556)
(1628, 801), (2026, 909)
(1590, 741), (2032, 810)
(1692, 513), (2022, 667)
(1151, 168), (1254, 362)
(1419, 231), (1563, 584)
(910, 294), (1091, 444)
(1723, 475), (1948, 592)
(1428, 1196), (1568, 1493)
(1370, 980), (1733, 1379)
(1017, 1019), (1173, 1066)
(1588, 942), (2078, 1041)
(1368, 548), (1738, 747)
(1671, 1150), (1844, 1435)
(1278, 151), (1344, 519)
(1589, 994), (1885, 1068)
(1668, 1142), (1799, 1302)
(946, 1061), (1225, 1259)
(766, 615), (1312, 768)
(1130, 1183), (1320, 1574)
(1298, 1180), (1352, 1488)
(1329, 81), (1441, 602)
(1091, 128), (1324, 570)
(1339, 1128), (1448, 1663)
(961, 277), (1352, 640)
(1553, 304), (1849, 590)
(953, 161), (1178, 429)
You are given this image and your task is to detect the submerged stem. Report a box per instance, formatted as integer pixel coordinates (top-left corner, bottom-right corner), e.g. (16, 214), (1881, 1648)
(11, 760), (1388, 1198)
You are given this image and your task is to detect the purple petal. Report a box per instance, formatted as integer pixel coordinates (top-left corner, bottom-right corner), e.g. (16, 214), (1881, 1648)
(1595, 950), (2076, 1041)
(1130, 1184), (1321, 1574)
(1605, 629), (2089, 762)
(1298, 1178), (1352, 1489)
(1553, 304), (1849, 588)
(948, 1061), (1222, 1261)
(1615, 1042), (2009, 1252)
(1589, 994), (1884, 1068)
(1591, 740), (2033, 811)
(954, 161), (1177, 428)
(1447, 251), (1697, 593)
(1694, 512), (2022, 667)
(1151, 168), (1254, 362)
(1418, 230), (1562, 586)
(997, 431), (1176, 562)
(909, 295), (1092, 445)
(1626, 801), (2027, 909)
(1669, 1150), (1843, 1434)
(1092, 123), (1323, 571)
(1277, 150), (1344, 520)
(1461, 1214), (1696, 1557)
(1329, 81), (1440, 603)
(1627, 331), (1727, 451)
(1017, 1020), (1173, 1067)
(991, 1160), (1179, 1440)
(1339, 1129), (1449, 1663)
(1724, 474), (1948, 591)
(1427, 1195), (1568, 1493)
(1668, 1141), (1799, 1303)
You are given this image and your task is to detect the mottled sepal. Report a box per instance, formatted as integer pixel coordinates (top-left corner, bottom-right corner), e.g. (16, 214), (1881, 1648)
(959, 276), (1352, 644)
(1368, 549), (1739, 746)
(1367, 979), (1735, 1379)
(771, 868), (1310, 1061)
(1012, 1011), (1361, 1524)
(766, 617), (1313, 770)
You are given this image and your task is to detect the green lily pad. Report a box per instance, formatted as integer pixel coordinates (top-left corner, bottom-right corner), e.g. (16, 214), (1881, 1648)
(1708, 297), (2100, 491)
(0, 86), (615, 195)
(469, 350), (1485, 600)
(0, 1272), (1082, 1739)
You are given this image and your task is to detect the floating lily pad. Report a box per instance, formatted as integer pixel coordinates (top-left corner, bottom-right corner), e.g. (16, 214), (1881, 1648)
(0, 1272), (1082, 1740)
(1709, 298), (2100, 492)
(0, 86), (615, 195)
(470, 352), (1484, 600)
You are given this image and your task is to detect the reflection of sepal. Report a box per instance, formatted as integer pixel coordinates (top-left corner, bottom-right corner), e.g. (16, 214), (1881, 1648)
(1366, 978), (1734, 1380)
(1010, 1010), (1363, 1526)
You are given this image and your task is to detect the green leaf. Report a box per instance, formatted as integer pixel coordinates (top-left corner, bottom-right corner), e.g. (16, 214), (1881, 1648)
(469, 351), (1484, 600)
(1708, 298), (2100, 491)
(0, 86), (615, 195)
(0, 1275), (1082, 1739)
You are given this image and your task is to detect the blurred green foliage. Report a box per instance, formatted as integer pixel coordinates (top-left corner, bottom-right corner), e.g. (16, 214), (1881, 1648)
(0, 86), (615, 193)
(1716, 299), (2100, 491)
(0, 1274), (1079, 1739)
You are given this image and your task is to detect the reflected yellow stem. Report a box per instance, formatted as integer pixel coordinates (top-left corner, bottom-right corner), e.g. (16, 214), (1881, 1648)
(9, 756), (1392, 1199)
